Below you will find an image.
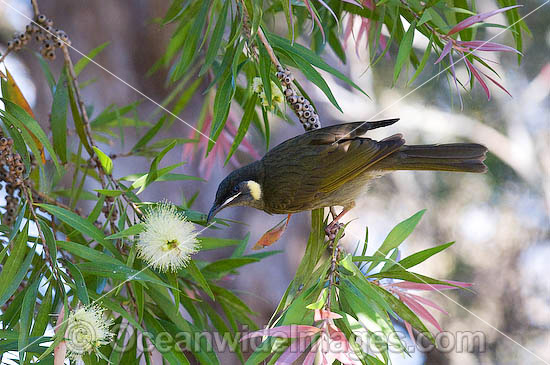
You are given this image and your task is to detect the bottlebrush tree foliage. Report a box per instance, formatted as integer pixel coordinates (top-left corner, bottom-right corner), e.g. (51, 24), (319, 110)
(0, 0), (526, 364)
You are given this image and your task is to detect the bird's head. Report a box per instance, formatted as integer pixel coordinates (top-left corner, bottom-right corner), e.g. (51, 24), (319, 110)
(207, 162), (264, 223)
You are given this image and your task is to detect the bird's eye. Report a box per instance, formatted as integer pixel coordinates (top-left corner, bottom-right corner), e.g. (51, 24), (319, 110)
(232, 185), (239, 194)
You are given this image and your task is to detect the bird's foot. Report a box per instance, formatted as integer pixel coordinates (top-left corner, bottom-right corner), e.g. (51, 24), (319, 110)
(325, 222), (345, 241)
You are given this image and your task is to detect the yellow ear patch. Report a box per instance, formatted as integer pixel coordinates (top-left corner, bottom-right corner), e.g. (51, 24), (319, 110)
(246, 180), (262, 200)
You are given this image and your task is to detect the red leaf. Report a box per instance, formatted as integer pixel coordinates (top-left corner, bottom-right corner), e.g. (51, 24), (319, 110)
(240, 325), (320, 342)
(435, 40), (453, 64)
(252, 214), (291, 250)
(447, 5), (521, 35)
(465, 58), (491, 100)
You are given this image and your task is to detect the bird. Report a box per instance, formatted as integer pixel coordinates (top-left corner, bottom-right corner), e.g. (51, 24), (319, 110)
(207, 119), (487, 237)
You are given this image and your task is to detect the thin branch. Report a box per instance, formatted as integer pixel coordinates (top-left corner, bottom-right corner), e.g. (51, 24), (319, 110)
(31, 0), (40, 17)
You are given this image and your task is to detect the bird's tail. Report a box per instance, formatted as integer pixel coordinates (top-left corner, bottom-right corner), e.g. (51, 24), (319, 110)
(375, 143), (488, 173)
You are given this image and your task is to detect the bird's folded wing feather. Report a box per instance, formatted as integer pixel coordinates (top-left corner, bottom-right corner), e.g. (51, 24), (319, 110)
(316, 133), (405, 193)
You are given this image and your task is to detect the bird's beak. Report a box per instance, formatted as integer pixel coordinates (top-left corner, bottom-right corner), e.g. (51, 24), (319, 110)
(207, 192), (241, 223)
(207, 204), (222, 224)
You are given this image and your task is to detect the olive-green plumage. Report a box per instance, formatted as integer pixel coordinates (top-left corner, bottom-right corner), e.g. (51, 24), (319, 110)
(208, 119), (487, 221)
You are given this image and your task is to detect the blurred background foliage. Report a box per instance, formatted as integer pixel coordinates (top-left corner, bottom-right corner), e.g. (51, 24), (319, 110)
(0, 0), (548, 364)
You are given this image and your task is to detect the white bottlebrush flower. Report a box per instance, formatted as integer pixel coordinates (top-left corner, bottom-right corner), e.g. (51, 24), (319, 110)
(252, 76), (264, 93)
(253, 77), (284, 109)
(271, 81), (284, 104)
(137, 202), (199, 272)
(65, 305), (114, 361)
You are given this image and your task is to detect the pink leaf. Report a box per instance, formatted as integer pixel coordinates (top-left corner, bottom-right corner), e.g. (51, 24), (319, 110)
(447, 5), (522, 35)
(340, 0), (363, 7)
(464, 58), (491, 100)
(364, 0), (375, 11)
(303, 0), (326, 41)
(343, 14), (354, 49)
(240, 325), (320, 342)
(399, 294), (442, 332)
(481, 71), (513, 97)
(404, 320), (415, 343)
(435, 40), (453, 64)
(276, 337), (312, 364)
(314, 309), (343, 321)
(303, 341), (320, 365)
(458, 41), (521, 54)
(406, 292), (449, 315)
(388, 280), (471, 291)
(317, 0), (339, 25)
(449, 50), (464, 109)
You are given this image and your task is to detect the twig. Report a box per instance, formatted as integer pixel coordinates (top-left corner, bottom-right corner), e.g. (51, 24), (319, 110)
(31, 0), (40, 17)
(325, 235), (340, 310)
(60, 45), (144, 219)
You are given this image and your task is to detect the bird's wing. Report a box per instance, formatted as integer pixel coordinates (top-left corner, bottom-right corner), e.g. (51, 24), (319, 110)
(261, 120), (403, 212)
(317, 133), (405, 193)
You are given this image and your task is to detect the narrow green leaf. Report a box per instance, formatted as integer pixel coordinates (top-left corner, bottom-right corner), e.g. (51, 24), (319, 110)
(388, 241), (454, 270)
(207, 71), (236, 153)
(51, 70), (69, 163)
(407, 33), (433, 86)
(74, 42), (110, 76)
(77, 261), (172, 287)
(0, 241), (36, 307)
(203, 257), (259, 275)
(142, 140), (177, 193)
(92, 146), (113, 174)
(265, 31), (368, 97)
(19, 274), (42, 362)
(417, 10), (432, 26)
(367, 209), (426, 272)
(30, 282), (53, 338)
(200, 0), (230, 75)
(56, 240), (121, 265)
(36, 204), (118, 257)
(198, 236), (241, 251)
(225, 94), (258, 164)
(105, 223), (145, 240)
(35, 52), (56, 91)
(258, 45), (272, 107)
(172, 0), (211, 81)
(368, 270), (468, 290)
(393, 20), (416, 83)
(143, 312), (191, 365)
(0, 101), (62, 175)
(132, 116), (165, 152)
(185, 259), (214, 300)
(37, 219), (57, 268)
(67, 81), (93, 155)
(94, 189), (124, 197)
(64, 260), (90, 305)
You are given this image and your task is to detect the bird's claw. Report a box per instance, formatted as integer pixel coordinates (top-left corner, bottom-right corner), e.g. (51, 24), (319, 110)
(325, 222), (345, 241)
